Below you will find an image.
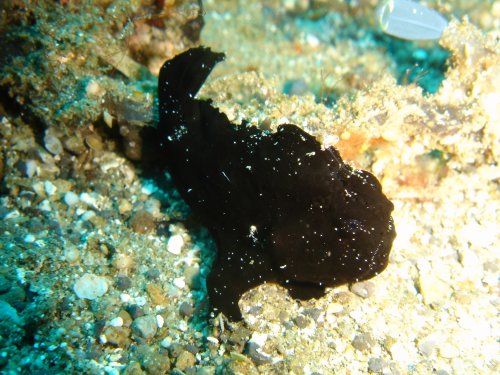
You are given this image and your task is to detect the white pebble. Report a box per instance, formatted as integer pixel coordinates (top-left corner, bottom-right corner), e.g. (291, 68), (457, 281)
(249, 332), (268, 347)
(120, 293), (131, 303)
(206, 336), (219, 345)
(39, 200), (51, 212)
(167, 234), (184, 255)
(79, 192), (97, 206)
(80, 211), (95, 221)
(24, 160), (37, 178)
(73, 273), (108, 300)
(109, 317), (123, 327)
(178, 320), (188, 332)
(64, 191), (79, 206)
(24, 234), (36, 243)
(156, 314), (164, 328)
(135, 296), (147, 306)
(160, 337), (172, 348)
(44, 180), (57, 196)
(44, 133), (63, 155)
(173, 277), (186, 289)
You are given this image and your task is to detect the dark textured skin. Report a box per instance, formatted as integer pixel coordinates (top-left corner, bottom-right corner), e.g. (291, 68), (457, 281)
(157, 47), (396, 321)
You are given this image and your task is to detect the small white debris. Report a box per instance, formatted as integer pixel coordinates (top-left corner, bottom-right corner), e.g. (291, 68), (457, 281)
(39, 199), (51, 212)
(206, 336), (219, 345)
(178, 320), (188, 332)
(120, 293), (131, 303)
(173, 277), (186, 289)
(156, 314), (164, 328)
(103, 110), (114, 127)
(16, 268), (26, 284)
(249, 332), (268, 347)
(44, 180), (57, 196)
(24, 160), (37, 178)
(135, 296), (147, 306)
(64, 191), (79, 207)
(167, 234), (184, 255)
(24, 234), (36, 243)
(160, 336), (172, 348)
(79, 192), (97, 206)
(305, 33), (320, 47)
(109, 317), (124, 327)
(80, 211), (96, 221)
(73, 273), (108, 300)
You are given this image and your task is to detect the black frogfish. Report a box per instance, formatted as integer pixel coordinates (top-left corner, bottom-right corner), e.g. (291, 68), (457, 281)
(156, 47), (396, 321)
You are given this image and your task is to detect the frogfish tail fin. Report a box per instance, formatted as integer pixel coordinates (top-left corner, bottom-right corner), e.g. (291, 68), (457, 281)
(158, 47), (225, 116)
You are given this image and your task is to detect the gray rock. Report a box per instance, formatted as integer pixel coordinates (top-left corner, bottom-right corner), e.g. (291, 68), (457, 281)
(132, 315), (157, 339)
(352, 333), (375, 352)
(245, 342), (272, 366)
(368, 357), (387, 372)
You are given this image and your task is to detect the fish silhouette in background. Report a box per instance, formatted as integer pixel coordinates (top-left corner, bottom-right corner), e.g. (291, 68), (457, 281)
(156, 47), (396, 321)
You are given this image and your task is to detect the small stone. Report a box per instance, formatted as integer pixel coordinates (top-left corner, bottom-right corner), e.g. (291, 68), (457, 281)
(144, 268), (161, 280)
(17, 159), (37, 178)
(136, 345), (170, 375)
(418, 339), (437, 357)
(160, 336), (172, 349)
(124, 362), (145, 375)
(418, 273), (450, 305)
(73, 273), (108, 300)
(44, 180), (57, 196)
(368, 357), (387, 372)
(129, 210), (155, 234)
(245, 342), (272, 366)
(103, 326), (131, 347)
(175, 350), (196, 371)
(119, 199), (133, 214)
(169, 342), (184, 358)
(172, 277), (186, 289)
(116, 275), (132, 291)
(109, 317), (124, 327)
(167, 234), (184, 255)
(64, 246), (81, 264)
(112, 253), (134, 271)
(44, 133), (63, 155)
(350, 281), (375, 298)
(85, 132), (104, 151)
(118, 310), (133, 327)
(80, 210), (96, 222)
(179, 301), (194, 318)
(64, 135), (86, 155)
(24, 234), (36, 243)
(228, 327), (252, 347)
(352, 333), (375, 352)
(146, 284), (167, 305)
(185, 343), (198, 354)
(224, 359), (258, 375)
(156, 314), (164, 328)
(64, 191), (79, 206)
(132, 315), (157, 339)
(127, 304), (145, 319)
(303, 308), (322, 321)
(293, 315), (309, 329)
(25, 218), (44, 233)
